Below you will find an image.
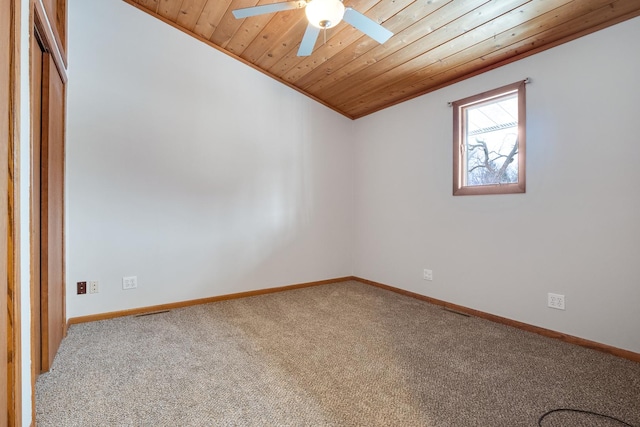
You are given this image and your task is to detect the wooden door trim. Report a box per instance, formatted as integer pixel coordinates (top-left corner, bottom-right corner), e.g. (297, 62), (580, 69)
(2, 0), (22, 424)
(8, 0), (21, 423)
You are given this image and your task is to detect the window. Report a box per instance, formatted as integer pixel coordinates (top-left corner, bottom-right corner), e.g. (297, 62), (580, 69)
(452, 80), (526, 196)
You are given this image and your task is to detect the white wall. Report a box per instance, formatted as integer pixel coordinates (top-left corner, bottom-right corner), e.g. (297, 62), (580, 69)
(353, 17), (640, 353)
(66, 0), (354, 319)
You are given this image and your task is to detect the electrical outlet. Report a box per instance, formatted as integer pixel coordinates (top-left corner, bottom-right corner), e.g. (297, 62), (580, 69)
(423, 269), (433, 281)
(77, 281), (87, 295)
(122, 276), (138, 290)
(88, 280), (99, 294)
(548, 293), (565, 310)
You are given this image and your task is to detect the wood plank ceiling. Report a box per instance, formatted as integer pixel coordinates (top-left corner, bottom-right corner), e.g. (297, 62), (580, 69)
(124, 0), (640, 119)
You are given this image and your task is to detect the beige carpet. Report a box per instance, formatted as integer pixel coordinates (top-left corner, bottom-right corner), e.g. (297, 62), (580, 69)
(36, 281), (640, 426)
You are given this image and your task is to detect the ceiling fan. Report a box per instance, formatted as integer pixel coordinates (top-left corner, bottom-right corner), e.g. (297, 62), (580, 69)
(232, 0), (393, 56)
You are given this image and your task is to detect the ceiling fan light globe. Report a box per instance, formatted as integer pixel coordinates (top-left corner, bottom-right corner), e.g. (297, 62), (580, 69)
(305, 0), (345, 29)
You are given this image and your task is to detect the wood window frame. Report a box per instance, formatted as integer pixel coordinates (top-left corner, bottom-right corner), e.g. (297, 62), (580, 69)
(452, 80), (526, 196)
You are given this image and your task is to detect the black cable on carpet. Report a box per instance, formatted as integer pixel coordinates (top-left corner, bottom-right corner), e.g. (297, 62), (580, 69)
(538, 408), (636, 427)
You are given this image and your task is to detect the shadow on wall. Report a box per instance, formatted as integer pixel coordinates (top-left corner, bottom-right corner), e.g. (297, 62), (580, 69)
(69, 115), (314, 302)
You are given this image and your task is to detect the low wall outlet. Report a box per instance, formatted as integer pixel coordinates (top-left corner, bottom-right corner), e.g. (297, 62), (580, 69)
(423, 269), (433, 281)
(77, 281), (87, 295)
(547, 293), (565, 310)
(122, 276), (138, 290)
(88, 280), (99, 294)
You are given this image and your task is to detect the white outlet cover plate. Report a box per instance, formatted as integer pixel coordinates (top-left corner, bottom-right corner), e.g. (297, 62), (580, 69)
(423, 269), (433, 281)
(547, 293), (565, 310)
(123, 276), (138, 290)
(88, 280), (99, 294)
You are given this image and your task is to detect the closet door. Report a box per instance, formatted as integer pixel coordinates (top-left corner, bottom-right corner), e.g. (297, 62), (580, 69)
(32, 32), (43, 375)
(40, 53), (66, 371)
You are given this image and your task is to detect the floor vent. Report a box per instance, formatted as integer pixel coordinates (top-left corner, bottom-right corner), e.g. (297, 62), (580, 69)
(443, 307), (471, 317)
(135, 310), (170, 318)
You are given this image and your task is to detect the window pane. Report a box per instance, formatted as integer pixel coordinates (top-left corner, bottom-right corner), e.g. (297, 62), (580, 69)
(465, 93), (519, 186)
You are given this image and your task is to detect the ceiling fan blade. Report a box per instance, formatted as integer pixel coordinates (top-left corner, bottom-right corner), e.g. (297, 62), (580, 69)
(232, 1), (306, 19)
(297, 24), (320, 56)
(342, 7), (393, 44)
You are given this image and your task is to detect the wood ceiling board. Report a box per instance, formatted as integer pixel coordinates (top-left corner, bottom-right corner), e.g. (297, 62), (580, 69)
(263, 5), (386, 77)
(210, 0), (260, 47)
(272, 29), (361, 80)
(274, 26), (372, 82)
(331, 0), (581, 110)
(301, 0), (498, 96)
(338, 8), (579, 113)
(122, 0), (640, 118)
(240, 9), (308, 63)
(193, 0), (233, 39)
(265, 41), (308, 75)
(158, 0), (184, 20)
(348, 0), (627, 109)
(278, 0), (489, 88)
(224, 9), (277, 55)
(225, 0), (302, 56)
(260, 0), (388, 77)
(281, 0), (418, 86)
(176, 0), (208, 30)
(136, 0), (160, 11)
(345, 0), (640, 117)
(309, 0), (511, 103)
(252, 16), (312, 69)
(266, 21), (369, 77)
